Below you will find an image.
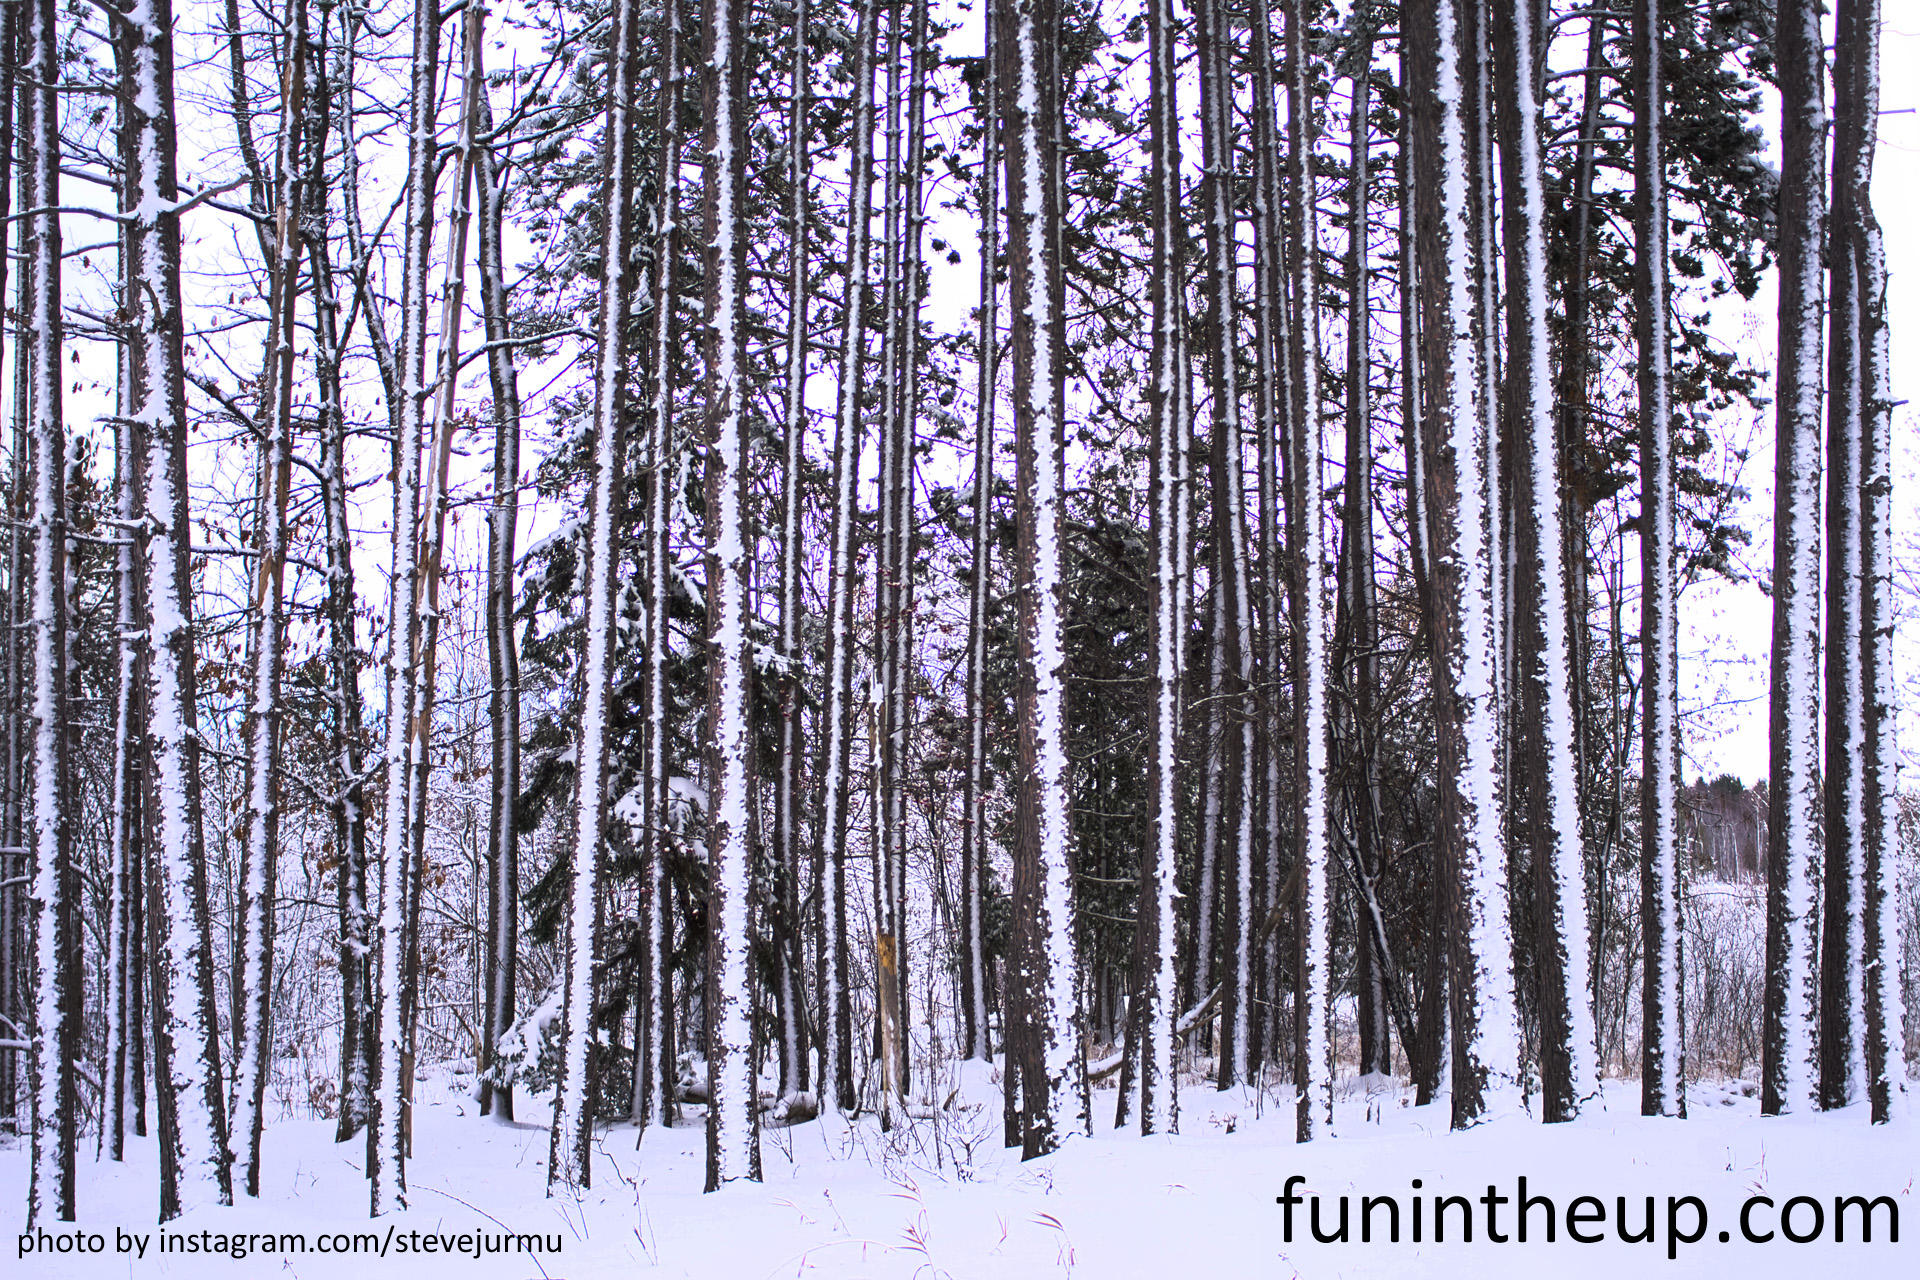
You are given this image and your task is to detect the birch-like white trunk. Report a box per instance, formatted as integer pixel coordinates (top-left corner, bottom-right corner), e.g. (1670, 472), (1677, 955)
(233, 0), (309, 1195)
(370, 0), (440, 1215)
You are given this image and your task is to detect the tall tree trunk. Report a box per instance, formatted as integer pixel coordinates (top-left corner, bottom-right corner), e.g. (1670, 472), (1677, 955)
(702, 0), (760, 1190)
(1130, 0), (1187, 1137)
(476, 80), (522, 1128)
(121, 0), (233, 1218)
(370, 0), (440, 1216)
(1247, 0), (1291, 1097)
(1338, 5), (1392, 1083)
(1193, 0), (1256, 1091)
(1848, 0), (1906, 1126)
(22, 0), (74, 1220)
(1496, 0), (1597, 1123)
(233, 0), (309, 1195)
(551, 0), (642, 1192)
(771, 0), (813, 1102)
(1762, 0), (1823, 1120)
(815, 0), (879, 1117)
(1404, 0), (1518, 1128)
(1634, 0), (1683, 1120)
(959, 0), (999, 1067)
(1820, 0), (1874, 1115)
(1280, 0), (1332, 1139)
(998, 0), (1084, 1158)
(639, 0), (686, 1133)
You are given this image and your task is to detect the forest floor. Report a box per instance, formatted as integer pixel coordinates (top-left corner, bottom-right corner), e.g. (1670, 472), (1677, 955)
(6, 1062), (1914, 1278)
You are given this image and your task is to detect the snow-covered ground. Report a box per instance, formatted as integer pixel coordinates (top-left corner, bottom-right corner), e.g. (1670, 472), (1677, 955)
(8, 1064), (1914, 1278)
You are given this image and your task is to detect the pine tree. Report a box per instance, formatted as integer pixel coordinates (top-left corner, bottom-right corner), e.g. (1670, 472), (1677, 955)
(1496, 0), (1597, 1122)
(815, 0), (880, 1117)
(1635, 0), (1683, 1120)
(639, 0), (687, 1133)
(1762, 0), (1824, 1120)
(1129, 0), (1187, 1138)
(23, 0), (75, 1221)
(998, 0), (1085, 1158)
(702, 0), (760, 1190)
(1405, 0), (1519, 1128)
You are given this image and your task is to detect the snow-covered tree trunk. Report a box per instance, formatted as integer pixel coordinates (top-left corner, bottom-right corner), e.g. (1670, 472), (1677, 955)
(1633, 0), (1683, 1120)
(370, 0), (440, 1216)
(1193, 0), (1256, 1092)
(232, 0), (309, 1195)
(1246, 0), (1290, 1100)
(121, 0), (234, 1220)
(1131, 0), (1186, 1137)
(300, 31), (375, 1138)
(475, 81), (522, 1128)
(640, 0), (686, 1132)
(0, 0), (19, 1139)
(1495, 0), (1596, 1123)
(1281, 0), (1331, 1139)
(873, 0), (929, 1103)
(1395, 50), (1448, 1108)
(22, 0), (74, 1220)
(702, 0), (761, 1190)
(771, 0), (814, 1102)
(1404, 0), (1518, 1128)
(106, 401), (148, 1164)
(815, 0), (879, 1116)
(549, 0), (642, 1192)
(1832, 0), (1903, 1124)
(312, 226), (375, 1144)
(1337, 4), (1392, 1083)
(1846, 0), (1906, 1126)
(997, 0), (1085, 1158)
(960, 0), (999, 1067)
(1819, 0), (1871, 1115)
(1762, 0), (1823, 1120)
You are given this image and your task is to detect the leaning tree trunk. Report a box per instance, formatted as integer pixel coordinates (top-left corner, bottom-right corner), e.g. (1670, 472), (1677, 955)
(1634, 0), (1683, 1120)
(22, 0), (75, 1221)
(550, 0), (643, 1193)
(1762, 0), (1823, 1120)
